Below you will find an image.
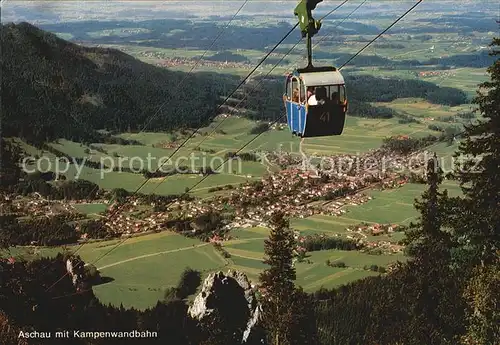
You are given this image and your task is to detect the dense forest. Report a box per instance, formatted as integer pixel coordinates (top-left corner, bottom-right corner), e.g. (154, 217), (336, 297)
(203, 51), (250, 63)
(1, 22), (237, 144)
(311, 36), (500, 345)
(305, 50), (496, 69)
(0, 215), (81, 247)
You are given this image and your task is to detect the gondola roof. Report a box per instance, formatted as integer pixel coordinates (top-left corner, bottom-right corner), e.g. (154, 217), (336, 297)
(297, 69), (345, 86)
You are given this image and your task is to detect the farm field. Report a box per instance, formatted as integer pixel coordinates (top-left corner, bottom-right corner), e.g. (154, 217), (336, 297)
(3, 181), (457, 309)
(9, 110), (465, 310)
(17, 116), (445, 196)
(73, 203), (108, 216)
(350, 67), (489, 97)
(373, 98), (473, 120)
(292, 181), (462, 242)
(423, 67), (490, 97)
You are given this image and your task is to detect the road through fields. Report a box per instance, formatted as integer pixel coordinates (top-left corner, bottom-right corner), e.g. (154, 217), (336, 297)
(97, 243), (209, 270)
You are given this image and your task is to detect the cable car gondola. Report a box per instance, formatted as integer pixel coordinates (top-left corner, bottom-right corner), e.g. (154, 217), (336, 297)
(284, 0), (348, 138)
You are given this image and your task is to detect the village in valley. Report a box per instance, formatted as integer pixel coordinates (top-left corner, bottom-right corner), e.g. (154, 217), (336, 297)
(1, 139), (430, 260)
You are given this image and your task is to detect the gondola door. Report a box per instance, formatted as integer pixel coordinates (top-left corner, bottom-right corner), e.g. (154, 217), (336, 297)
(284, 75), (306, 136)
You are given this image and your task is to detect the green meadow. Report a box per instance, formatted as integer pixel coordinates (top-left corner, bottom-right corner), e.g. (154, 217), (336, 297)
(10, 108), (467, 309)
(73, 203), (108, 216)
(6, 181), (446, 309)
(374, 98), (473, 120)
(17, 115), (445, 197)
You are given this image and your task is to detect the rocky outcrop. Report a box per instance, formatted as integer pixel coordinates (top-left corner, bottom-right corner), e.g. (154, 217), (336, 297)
(65, 257), (86, 289)
(188, 270), (261, 343)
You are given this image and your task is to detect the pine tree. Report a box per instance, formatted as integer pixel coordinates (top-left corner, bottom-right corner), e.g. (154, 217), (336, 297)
(447, 36), (500, 267)
(199, 310), (241, 345)
(259, 212), (298, 345)
(444, 34), (500, 344)
(0, 139), (22, 189)
(403, 156), (466, 344)
(460, 264), (500, 344)
(405, 154), (451, 263)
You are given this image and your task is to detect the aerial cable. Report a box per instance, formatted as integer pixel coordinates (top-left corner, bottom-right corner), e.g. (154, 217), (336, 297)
(45, 4), (313, 293)
(43, 0), (249, 285)
(187, 48), (301, 153)
(46, 0), (421, 295)
(138, 0), (250, 134)
(244, 0), (424, 146)
(48, 114), (292, 295)
(134, 13), (313, 196)
(83, 1), (264, 201)
(189, 0), (353, 154)
(321, 127), (469, 208)
(45, 0), (250, 234)
(46, 23), (299, 288)
(97, 1), (348, 203)
(313, 0), (367, 55)
(55, 0), (383, 275)
(339, 0), (423, 69)
(293, 0), (422, 142)
(319, 0), (350, 21)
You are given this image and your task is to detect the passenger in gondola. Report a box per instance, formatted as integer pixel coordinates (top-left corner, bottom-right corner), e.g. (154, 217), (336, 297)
(307, 87), (317, 105)
(331, 92), (340, 104)
(292, 88), (300, 103)
(315, 86), (327, 105)
(306, 86), (314, 99)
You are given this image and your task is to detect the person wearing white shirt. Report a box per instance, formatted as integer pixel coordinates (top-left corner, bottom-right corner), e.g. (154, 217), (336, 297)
(307, 87), (317, 105)
(308, 94), (318, 105)
(308, 86), (327, 106)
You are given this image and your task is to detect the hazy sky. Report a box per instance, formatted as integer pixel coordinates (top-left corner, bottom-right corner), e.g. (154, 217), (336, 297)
(2, 1), (496, 25)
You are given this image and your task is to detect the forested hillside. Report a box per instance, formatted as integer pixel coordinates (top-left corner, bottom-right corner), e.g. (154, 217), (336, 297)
(275, 50), (497, 69)
(1, 23), (471, 145)
(1, 22), (238, 144)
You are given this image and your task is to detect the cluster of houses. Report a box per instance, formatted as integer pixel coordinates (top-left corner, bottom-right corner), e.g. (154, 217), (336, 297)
(1, 146), (429, 247)
(0, 194), (77, 218)
(362, 240), (405, 254)
(418, 71), (442, 77)
(343, 223), (405, 254)
(417, 71), (455, 78)
(92, 150), (414, 238)
(101, 214), (151, 235)
(151, 56), (253, 70)
(347, 223), (400, 237)
(321, 193), (374, 215)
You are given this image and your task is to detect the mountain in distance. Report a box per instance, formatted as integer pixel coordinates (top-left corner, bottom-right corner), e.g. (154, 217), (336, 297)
(0, 22), (236, 144)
